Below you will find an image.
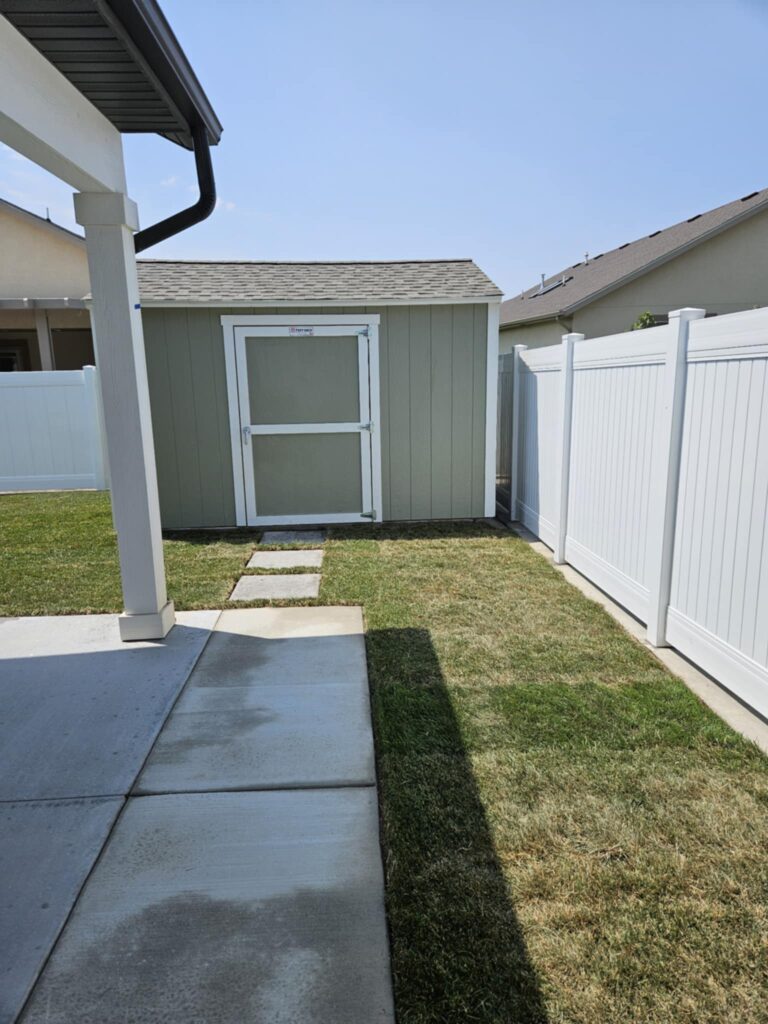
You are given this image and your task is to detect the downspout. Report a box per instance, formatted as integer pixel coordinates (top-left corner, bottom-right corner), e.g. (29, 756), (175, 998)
(134, 121), (215, 253)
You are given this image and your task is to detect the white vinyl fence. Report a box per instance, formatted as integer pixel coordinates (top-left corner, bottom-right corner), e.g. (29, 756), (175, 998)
(500, 306), (768, 719)
(0, 367), (108, 492)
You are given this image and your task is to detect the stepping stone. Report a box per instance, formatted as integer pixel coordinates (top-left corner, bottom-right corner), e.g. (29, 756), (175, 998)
(247, 549), (324, 570)
(229, 574), (320, 601)
(1, 796), (122, 1024)
(260, 529), (326, 546)
(21, 790), (394, 1024)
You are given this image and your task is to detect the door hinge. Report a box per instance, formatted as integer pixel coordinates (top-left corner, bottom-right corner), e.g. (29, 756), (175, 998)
(361, 510), (376, 520)
(242, 425), (252, 444)
(358, 327), (369, 337)
(361, 421), (373, 431)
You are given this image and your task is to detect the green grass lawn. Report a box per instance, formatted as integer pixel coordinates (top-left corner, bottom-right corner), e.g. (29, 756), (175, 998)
(2, 491), (767, 1022)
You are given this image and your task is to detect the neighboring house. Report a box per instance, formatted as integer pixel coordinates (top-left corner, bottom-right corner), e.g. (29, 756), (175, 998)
(0, 198), (94, 370)
(499, 188), (768, 351)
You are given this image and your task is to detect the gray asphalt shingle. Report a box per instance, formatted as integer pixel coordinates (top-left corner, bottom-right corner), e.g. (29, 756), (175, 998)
(501, 188), (768, 326)
(136, 258), (502, 303)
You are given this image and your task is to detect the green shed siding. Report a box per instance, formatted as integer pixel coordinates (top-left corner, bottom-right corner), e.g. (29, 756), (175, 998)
(142, 303), (488, 528)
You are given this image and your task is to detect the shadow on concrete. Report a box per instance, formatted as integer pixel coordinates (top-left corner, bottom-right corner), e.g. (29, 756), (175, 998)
(367, 626), (549, 1023)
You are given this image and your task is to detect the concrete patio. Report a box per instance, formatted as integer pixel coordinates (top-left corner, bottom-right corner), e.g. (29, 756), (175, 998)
(0, 608), (393, 1024)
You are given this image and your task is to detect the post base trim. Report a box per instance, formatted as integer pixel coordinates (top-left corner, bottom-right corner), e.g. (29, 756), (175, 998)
(118, 600), (176, 641)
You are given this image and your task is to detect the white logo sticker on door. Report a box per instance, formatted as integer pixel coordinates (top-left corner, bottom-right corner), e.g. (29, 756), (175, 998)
(289, 326), (314, 336)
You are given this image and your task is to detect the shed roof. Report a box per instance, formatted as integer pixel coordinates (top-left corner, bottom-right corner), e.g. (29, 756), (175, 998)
(501, 187), (768, 327)
(136, 259), (503, 304)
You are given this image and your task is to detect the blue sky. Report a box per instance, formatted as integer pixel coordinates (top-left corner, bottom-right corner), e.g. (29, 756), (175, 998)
(2, 0), (767, 296)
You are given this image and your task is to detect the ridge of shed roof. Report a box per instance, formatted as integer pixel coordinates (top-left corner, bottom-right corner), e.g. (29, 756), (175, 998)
(501, 188), (768, 327)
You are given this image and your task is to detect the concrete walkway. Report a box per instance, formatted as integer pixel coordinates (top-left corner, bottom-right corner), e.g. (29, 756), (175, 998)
(1, 608), (393, 1024)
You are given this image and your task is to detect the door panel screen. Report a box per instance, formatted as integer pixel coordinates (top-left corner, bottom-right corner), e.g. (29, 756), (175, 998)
(251, 433), (363, 516)
(246, 335), (360, 424)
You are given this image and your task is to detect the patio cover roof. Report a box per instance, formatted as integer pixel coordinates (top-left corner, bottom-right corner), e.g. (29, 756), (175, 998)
(0, 0), (222, 148)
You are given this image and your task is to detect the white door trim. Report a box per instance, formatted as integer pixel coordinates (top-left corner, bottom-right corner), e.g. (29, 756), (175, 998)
(221, 314), (383, 527)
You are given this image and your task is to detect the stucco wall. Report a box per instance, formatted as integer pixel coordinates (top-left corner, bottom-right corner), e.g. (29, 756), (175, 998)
(502, 207), (768, 348)
(0, 206), (89, 300)
(143, 303), (489, 529)
(499, 319), (563, 353)
(573, 207), (768, 337)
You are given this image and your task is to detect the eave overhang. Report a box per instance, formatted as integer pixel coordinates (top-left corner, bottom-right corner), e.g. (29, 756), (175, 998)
(0, 0), (222, 148)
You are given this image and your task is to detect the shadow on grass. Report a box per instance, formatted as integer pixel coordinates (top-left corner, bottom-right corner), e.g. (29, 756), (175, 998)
(368, 626), (548, 1023)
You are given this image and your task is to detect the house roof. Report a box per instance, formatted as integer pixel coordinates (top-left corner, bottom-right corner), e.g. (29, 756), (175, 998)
(0, 0), (222, 149)
(136, 259), (503, 304)
(0, 196), (85, 244)
(500, 188), (768, 328)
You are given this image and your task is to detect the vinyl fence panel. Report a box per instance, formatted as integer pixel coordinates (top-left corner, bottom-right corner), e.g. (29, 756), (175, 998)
(565, 327), (669, 619)
(666, 310), (768, 717)
(0, 368), (108, 492)
(506, 306), (768, 718)
(516, 346), (561, 549)
(496, 352), (515, 511)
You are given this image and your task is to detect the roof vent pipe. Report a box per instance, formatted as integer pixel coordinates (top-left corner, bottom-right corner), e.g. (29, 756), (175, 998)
(134, 121), (216, 253)
(539, 273), (545, 293)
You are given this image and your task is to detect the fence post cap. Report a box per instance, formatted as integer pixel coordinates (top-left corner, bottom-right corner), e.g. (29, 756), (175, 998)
(668, 307), (706, 321)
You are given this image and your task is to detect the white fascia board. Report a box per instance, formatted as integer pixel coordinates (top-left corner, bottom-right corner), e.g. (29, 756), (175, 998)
(143, 296), (501, 309)
(0, 15), (126, 193)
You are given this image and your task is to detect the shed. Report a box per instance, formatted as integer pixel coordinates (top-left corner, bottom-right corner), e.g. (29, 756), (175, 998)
(137, 258), (502, 529)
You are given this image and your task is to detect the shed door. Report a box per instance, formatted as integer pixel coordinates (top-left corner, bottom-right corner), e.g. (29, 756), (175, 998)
(233, 324), (380, 526)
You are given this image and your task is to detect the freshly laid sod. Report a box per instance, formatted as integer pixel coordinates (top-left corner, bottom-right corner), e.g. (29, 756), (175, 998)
(0, 491), (258, 614)
(2, 492), (767, 1022)
(320, 526), (768, 1024)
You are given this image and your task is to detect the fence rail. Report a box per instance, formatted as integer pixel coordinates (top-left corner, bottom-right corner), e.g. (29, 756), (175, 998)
(499, 306), (768, 719)
(0, 367), (108, 492)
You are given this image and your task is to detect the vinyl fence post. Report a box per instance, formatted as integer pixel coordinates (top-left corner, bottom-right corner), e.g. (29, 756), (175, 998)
(553, 333), (582, 564)
(646, 307), (705, 646)
(509, 344), (526, 522)
(82, 364), (108, 490)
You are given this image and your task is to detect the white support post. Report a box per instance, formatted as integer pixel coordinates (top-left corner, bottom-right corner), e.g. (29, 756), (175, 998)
(553, 333), (582, 564)
(34, 309), (54, 371)
(646, 307), (705, 646)
(508, 344), (526, 522)
(82, 365), (108, 490)
(74, 191), (174, 641)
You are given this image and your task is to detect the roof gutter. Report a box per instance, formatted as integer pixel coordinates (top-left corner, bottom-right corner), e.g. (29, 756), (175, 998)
(134, 121), (215, 253)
